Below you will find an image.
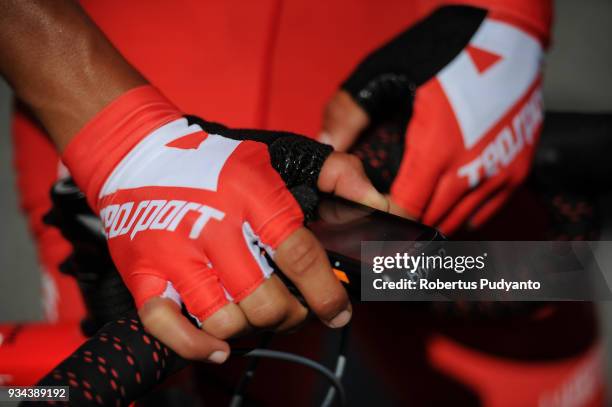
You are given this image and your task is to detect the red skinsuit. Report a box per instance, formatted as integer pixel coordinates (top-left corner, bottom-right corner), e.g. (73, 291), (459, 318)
(4, 2), (604, 407)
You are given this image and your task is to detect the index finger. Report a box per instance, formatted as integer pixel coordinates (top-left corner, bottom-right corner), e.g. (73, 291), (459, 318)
(274, 227), (352, 328)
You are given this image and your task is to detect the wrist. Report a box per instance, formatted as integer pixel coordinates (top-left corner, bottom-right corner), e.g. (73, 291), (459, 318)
(62, 85), (182, 212)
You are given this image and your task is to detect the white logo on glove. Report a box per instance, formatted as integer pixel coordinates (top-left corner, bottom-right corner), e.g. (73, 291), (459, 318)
(100, 199), (224, 240)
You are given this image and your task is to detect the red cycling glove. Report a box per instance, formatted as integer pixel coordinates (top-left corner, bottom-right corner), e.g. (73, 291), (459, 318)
(334, 6), (548, 234)
(63, 86), (307, 323)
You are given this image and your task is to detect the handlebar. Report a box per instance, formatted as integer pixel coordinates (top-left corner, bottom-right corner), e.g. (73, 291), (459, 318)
(25, 310), (186, 406)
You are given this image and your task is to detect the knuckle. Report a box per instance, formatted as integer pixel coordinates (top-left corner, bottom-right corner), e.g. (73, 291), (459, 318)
(345, 153), (362, 168)
(325, 94), (353, 124)
(203, 317), (243, 340)
(245, 300), (288, 328)
(138, 308), (158, 330)
(138, 298), (170, 331)
(284, 238), (321, 276)
(334, 153), (364, 178)
(202, 308), (246, 340)
(348, 155), (366, 176)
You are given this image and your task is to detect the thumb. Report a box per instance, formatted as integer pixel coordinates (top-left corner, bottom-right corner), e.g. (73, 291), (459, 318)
(139, 297), (230, 363)
(318, 152), (389, 211)
(319, 90), (369, 152)
(386, 194), (417, 220)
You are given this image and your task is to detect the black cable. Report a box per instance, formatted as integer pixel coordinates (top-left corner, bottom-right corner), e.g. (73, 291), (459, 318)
(231, 348), (347, 407)
(321, 323), (351, 407)
(229, 333), (273, 407)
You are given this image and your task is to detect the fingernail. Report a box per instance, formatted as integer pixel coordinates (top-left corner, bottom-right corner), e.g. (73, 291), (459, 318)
(208, 350), (229, 364)
(318, 132), (333, 146)
(328, 309), (351, 328)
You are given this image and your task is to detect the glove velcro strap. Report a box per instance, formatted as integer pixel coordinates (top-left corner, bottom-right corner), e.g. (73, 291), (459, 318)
(62, 85), (182, 213)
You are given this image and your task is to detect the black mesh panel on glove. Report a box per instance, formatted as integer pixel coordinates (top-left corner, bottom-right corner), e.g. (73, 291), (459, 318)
(342, 5), (486, 121)
(185, 115), (333, 220)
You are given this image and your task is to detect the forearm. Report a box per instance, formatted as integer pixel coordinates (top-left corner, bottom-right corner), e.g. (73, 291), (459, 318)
(0, 0), (146, 150)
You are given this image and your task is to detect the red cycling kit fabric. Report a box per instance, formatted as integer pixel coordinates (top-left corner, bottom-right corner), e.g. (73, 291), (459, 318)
(2, 1), (605, 406)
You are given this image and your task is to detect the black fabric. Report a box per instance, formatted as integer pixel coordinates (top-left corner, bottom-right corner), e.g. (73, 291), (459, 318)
(185, 115), (333, 220)
(342, 5), (487, 121)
